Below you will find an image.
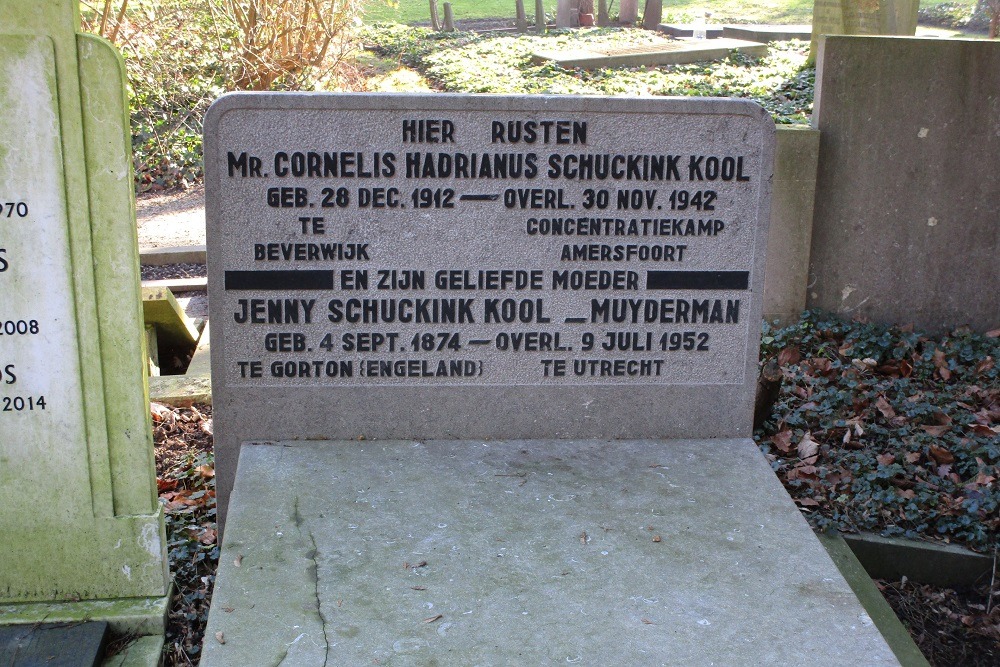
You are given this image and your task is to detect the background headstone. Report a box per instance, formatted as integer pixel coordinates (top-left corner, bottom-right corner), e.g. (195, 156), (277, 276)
(809, 0), (918, 62)
(809, 36), (1000, 332)
(0, 0), (168, 623)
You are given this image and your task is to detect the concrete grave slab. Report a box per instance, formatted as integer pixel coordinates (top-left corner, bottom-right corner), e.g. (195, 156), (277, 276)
(142, 286), (201, 349)
(202, 439), (900, 666)
(809, 0), (918, 62)
(531, 38), (767, 69)
(0, 621), (108, 667)
(656, 23), (723, 39)
(203, 92), (900, 666)
(722, 24), (812, 42)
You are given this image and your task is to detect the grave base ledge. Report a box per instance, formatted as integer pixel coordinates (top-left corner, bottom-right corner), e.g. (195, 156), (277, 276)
(0, 594), (169, 634)
(203, 438), (903, 666)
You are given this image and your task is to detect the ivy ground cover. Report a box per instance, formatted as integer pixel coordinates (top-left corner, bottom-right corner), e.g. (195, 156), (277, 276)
(756, 312), (1000, 552)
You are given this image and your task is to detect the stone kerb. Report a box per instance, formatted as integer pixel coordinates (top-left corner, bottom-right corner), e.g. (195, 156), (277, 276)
(206, 94), (775, 521)
(0, 0), (168, 623)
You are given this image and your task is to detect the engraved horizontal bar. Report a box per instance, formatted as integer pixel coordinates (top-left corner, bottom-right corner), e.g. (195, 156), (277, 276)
(645, 271), (749, 290)
(225, 270), (334, 290)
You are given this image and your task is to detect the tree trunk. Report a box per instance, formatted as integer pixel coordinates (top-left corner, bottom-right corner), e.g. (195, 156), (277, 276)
(597, 0), (609, 26)
(429, 0), (440, 31)
(753, 358), (783, 431)
(535, 0), (546, 31)
(556, 0), (574, 27)
(515, 0), (528, 32)
(619, 0), (638, 24)
(642, 0), (662, 30)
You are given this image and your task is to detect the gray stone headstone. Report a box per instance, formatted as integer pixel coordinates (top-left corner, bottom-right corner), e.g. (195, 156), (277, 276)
(206, 94), (775, 519)
(809, 0), (918, 62)
(809, 36), (1000, 332)
(203, 94), (911, 667)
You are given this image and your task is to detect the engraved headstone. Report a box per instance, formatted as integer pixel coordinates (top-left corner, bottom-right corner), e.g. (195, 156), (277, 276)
(0, 0), (168, 641)
(202, 93), (903, 666)
(810, 0), (918, 62)
(206, 94), (774, 517)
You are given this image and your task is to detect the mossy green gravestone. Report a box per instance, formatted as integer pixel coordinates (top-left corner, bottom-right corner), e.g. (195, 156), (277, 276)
(0, 0), (169, 638)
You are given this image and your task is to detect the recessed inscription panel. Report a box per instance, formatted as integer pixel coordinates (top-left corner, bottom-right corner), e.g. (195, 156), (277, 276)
(210, 96), (771, 387)
(0, 37), (90, 510)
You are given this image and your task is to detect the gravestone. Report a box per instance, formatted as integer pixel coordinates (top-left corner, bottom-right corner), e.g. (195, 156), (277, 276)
(808, 36), (1000, 332)
(531, 38), (768, 69)
(0, 0), (169, 656)
(202, 93), (902, 664)
(809, 0), (918, 62)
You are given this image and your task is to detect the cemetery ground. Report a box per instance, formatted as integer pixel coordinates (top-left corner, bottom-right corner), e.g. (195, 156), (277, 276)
(146, 312), (1000, 666)
(113, 1), (997, 663)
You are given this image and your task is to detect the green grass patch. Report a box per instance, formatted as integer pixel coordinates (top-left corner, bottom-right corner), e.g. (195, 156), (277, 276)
(363, 24), (814, 123)
(365, 0), (817, 25)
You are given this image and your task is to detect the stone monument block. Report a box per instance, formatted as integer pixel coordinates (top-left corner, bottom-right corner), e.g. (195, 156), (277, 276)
(206, 94), (775, 519)
(809, 0), (918, 62)
(809, 36), (1000, 332)
(0, 0), (168, 639)
(200, 93), (914, 665)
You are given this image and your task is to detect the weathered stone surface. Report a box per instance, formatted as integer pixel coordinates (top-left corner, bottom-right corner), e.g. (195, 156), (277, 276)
(0, 0), (167, 613)
(0, 621), (107, 667)
(532, 38), (768, 69)
(722, 24), (812, 42)
(764, 126), (819, 324)
(809, 0), (917, 62)
(202, 439), (900, 666)
(656, 23), (723, 38)
(809, 36), (1000, 332)
(206, 94), (774, 521)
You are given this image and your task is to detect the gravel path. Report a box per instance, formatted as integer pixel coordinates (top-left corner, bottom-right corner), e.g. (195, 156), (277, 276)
(137, 186), (206, 250)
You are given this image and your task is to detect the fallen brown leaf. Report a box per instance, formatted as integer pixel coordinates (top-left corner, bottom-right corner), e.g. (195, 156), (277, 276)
(771, 430), (793, 454)
(929, 446), (955, 465)
(215, 631), (225, 645)
(797, 433), (820, 463)
(652, 535), (661, 543)
(423, 614), (443, 623)
(233, 554), (243, 567)
(975, 356), (994, 374)
(875, 396), (896, 419)
(778, 346), (801, 366)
